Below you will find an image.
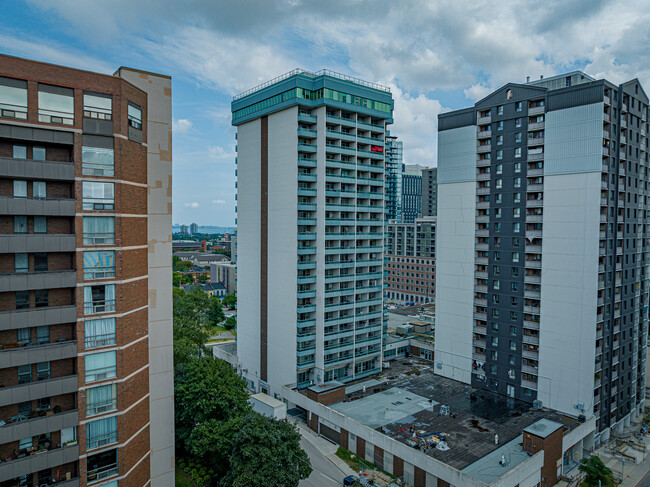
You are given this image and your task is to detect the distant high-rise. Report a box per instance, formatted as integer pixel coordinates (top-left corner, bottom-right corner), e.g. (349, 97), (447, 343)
(232, 69), (393, 395)
(189, 222), (199, 234)
(422, 167), (437, 217)
(435, 71), (648, 437)
(180, 224), (189, 234)
(0, 54), (174, 486)
(384, 134), (402, 221)
(401, 172), (422, 223)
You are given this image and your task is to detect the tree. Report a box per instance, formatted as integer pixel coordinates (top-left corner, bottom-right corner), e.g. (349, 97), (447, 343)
(220, 413), (312, 487)
(173, 255), (182, 267)
(173, 286), (211, 364)
(176, 260), (194, 271)
(223, 316), (236, 331)
(222, 293), (237, 309)
(198, 273), (209, 283)
(579, 456), (613, 486)
(181, 274), (194, 285)
(207, 297), (225, 325)
(172, 271), (182, 287)
(175, 355), (252, 454)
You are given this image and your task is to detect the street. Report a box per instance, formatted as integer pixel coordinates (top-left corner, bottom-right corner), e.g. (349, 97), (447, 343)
(299, 436), (346, 487)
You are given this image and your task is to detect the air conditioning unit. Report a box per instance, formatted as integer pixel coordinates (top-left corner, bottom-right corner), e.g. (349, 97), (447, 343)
(533, 399), (543, 409)
(575, 401), (585, 411)
(436, 362), (443, 369)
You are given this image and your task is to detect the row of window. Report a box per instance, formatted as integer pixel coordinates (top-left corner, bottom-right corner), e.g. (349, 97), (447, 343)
(0, 76), (142, 128)
(12, 179), (114, 210)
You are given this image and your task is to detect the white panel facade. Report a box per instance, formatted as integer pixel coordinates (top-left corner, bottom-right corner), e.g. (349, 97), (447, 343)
(538, 171), (600, 417)
(267, 107), (299, 394)
(236, 119), (263, 389)
(437, 125), (478, 184)
(434, 181), (476, 383)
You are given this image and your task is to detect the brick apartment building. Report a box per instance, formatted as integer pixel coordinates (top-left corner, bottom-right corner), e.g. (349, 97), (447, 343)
(384, 217), (435, 304)
(0, 55), (174, 486)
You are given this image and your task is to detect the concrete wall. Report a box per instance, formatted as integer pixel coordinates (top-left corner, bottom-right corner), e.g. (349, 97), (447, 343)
(434, 181), (476, 383)
(267, 107), (299, 394)
(117, 68), (175, 486)
(236, 118), (262, 390)
(537, 104), (602, 419)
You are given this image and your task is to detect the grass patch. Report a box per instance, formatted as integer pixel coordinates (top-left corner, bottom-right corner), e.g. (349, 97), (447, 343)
(335, 447), (396, 480)
(204, 325), (228, 335)
(175, 468), (198, 487)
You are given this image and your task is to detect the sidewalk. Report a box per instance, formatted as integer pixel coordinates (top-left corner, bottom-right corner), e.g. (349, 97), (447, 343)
(619, 451), (650, 487)
(295, 420), (357, 477)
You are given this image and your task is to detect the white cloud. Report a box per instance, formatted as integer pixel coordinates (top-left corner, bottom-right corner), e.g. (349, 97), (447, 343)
(208, 145), (235, 160)
(184, 202), (200, 208)
(172, 118), (193, 134)
(212, 199), (226, 205)
(464, 84), (492, 103)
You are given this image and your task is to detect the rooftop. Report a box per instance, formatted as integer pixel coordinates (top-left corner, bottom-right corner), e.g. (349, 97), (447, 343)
(329, 359), (578, 471)
(233, 68), (390, 101)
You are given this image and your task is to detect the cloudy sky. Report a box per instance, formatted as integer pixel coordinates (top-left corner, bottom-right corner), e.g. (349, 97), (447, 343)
(2, 0), (649, 225)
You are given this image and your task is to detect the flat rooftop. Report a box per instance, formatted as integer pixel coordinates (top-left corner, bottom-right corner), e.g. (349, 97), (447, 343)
(329, 359), (578, 471)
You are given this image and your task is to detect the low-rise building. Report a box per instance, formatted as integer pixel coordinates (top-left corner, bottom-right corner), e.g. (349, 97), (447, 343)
(181, 281), (227, 298)
(174, 251), (229, 267)
(385, 217), (435, 304)
(210, 261), (237, 294)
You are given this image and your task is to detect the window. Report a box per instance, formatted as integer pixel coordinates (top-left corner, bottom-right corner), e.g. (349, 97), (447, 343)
(83, 217), (115, 245)
(33, 146), (46, 161)
(18, 364), (31, 384)
(128, 103), (142, 130)
(36, 326), (50, 344)
(497, 135), (503, 145)
(514, 193), (521, 203)
(496, 164), (502, 174)
(15, 253), (28, 273)
(493, 280), (500, 290)
(490, 351), (498, 361)
(512, 237), (520, 247)
(491, 337), (499, 346)
(491, 309), (499, 318)
(494, 222), (501, 232)
(515, 147), (522, 158)
(514, 162), (521, 173)
(515, 118), (523, 127)
(513, 222), (521, 233)
(495, 208), (502, 218)
(514, 177), (521, 188)
(34, 253), (48, 272)
(84, 251), (116, 280)
(36, 362), (50, 381)
(34, 216), (47, 234)
(515, 101), (522, 112)
(495, 179), (502, 189)
(16, 290), (30, 309)
(86, 384), (117, 416)
(515, 132), (522, 143)
(492, 294), (500, 304)
(17, 328), (30, 345)
(491, 323), (499, 331)
(496, 150), (503, 160)
(14, 216), (28, 234)
(13, 145), (27, 159)
(497, 121), (503, 131)
(85, 351), (117, 383)
(84, 284), (116, 314)
(510, 340), (517, 350)
(14, 180), (27, 198)
(494, 265), (501, 275)
(83, 93), (112, 120)
(35, 290), (48, 308)
(85, 317), (117, 349)
(495, 193), (502, 204)
(513, 208), (521, 218)
(33, 181), (46, 199)
(38, 84), (74, 125)
(82, 139), (114, 176)
(494, 251), (501, 261)
(18, 437), (32, 452)
(512, 267), (519, 277)
(512, 252), (520, 263)
(83, 182), (115, 211)
(510, 326), (518, 336)
(86, 416), (118, 450)
(511, 282), (519, 292)
(497, 105), (503, 115)
(37, 398), (50, 413)
(0, 76), (28, 119)
(18, 401), (32, 417)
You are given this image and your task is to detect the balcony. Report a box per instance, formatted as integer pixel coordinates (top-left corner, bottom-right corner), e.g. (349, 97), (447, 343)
(0, 305), (76, 330)
(527, 152), (544, 162)
(477, 130), (491, 140)
(527, 137), (544, 147)
(0, 340), (77, 368)
(0, 375), (78, 407)
(0, 196), (75, 216)
(0, 233), (75, 253)
(0, 409), (78, 444)
(0, 443), (79, 483)
(0, 270), (76, 293)
(0, 157), (74, 181)
(477, 144), (491, 154)
(477, 116), (491, 125)
(529, 106), (545, 116)
(528, 122), (545, 131)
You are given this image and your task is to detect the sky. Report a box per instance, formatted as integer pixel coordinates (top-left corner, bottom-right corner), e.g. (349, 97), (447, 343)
(1, 0), (649, 226)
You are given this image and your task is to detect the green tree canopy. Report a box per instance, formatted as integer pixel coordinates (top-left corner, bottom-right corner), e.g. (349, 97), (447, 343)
(222, 293), (237, 309)
(207, 296), (225, 325)
(220, 413), (312, 487)
(175, 355), (251, 451)
(223, 316), (236, 330)
(579, 456), (613, 486)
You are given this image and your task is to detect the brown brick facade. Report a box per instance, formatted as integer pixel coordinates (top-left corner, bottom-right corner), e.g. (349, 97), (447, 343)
(0, 54), (152, 486)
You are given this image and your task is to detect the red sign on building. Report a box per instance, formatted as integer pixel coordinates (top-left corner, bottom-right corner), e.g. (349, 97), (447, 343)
(370, 145), (384, 153)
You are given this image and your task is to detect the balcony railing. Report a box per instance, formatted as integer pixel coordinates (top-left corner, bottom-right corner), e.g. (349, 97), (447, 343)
(83, 233), (115, 246)
(87, 430), (118, 450)
(86, 397), (118, 417)
(84, 299), (116, 315)
(83, 266), (116, 280)
(85, 333), (117, 350)
(87, 461), (118, 483)
(86, 366), (117, 383)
